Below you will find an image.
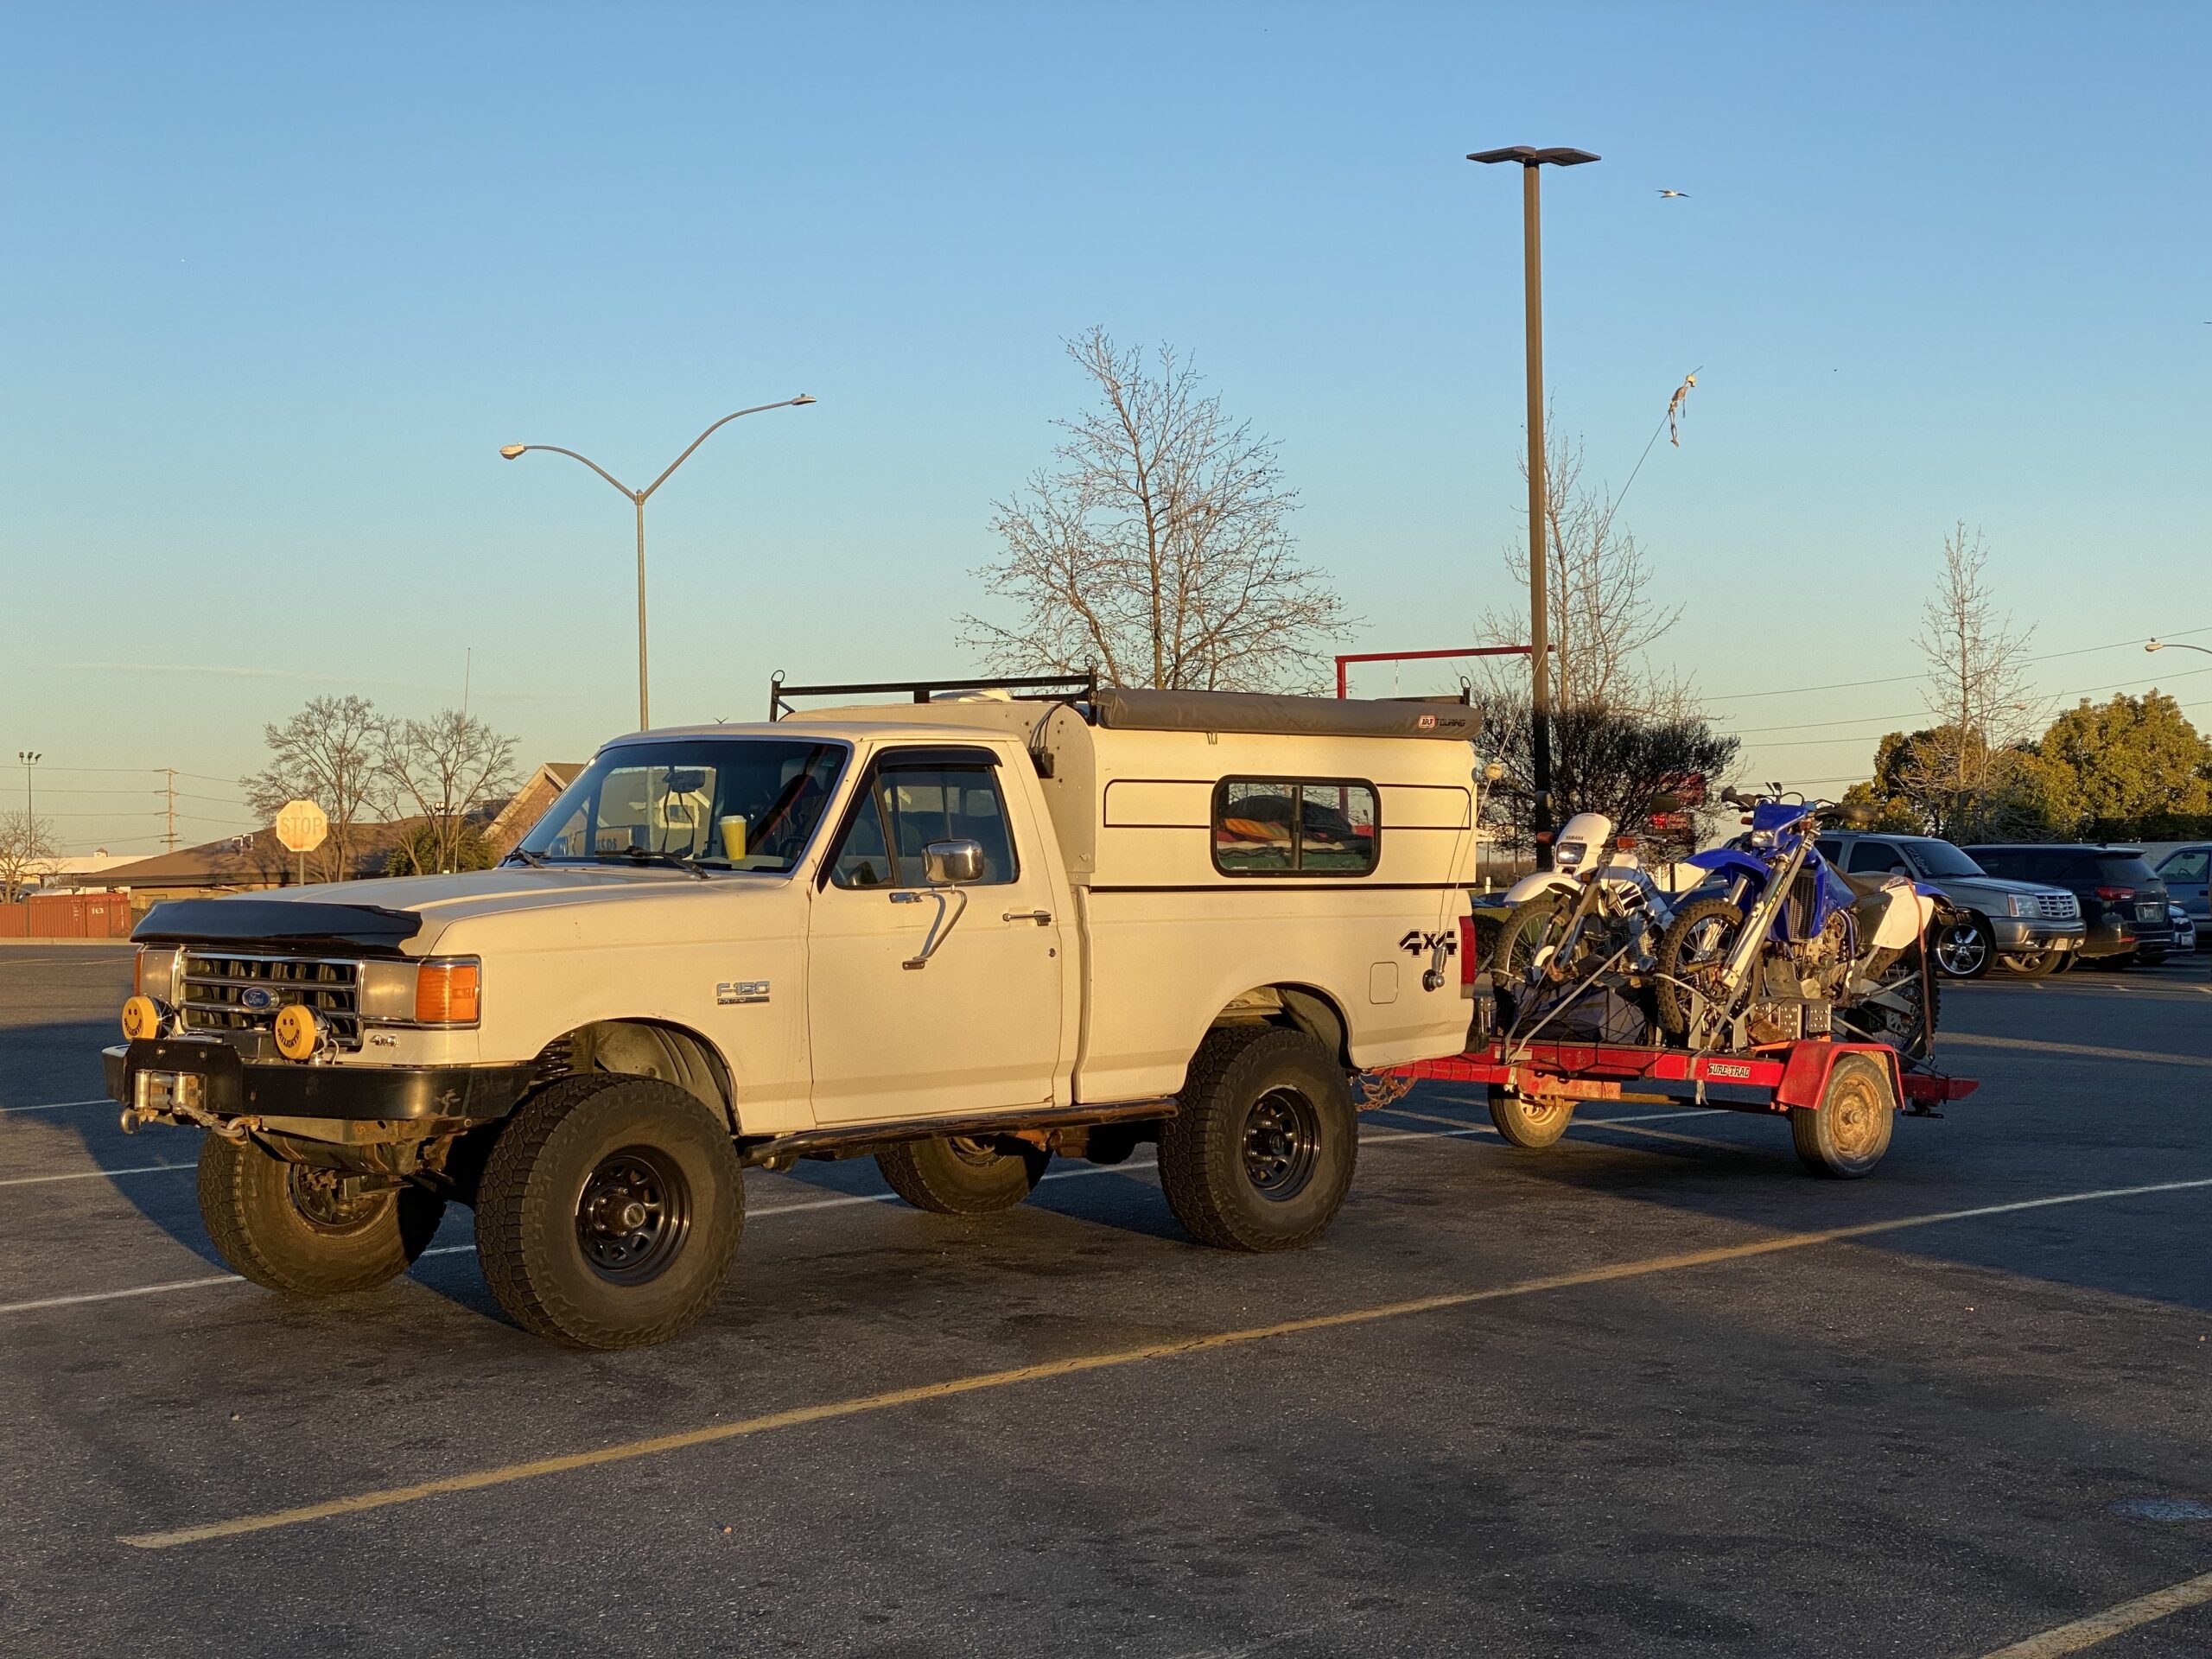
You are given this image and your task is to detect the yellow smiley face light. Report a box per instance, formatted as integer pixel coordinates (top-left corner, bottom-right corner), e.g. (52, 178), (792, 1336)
(273, 1002), (325, 1061)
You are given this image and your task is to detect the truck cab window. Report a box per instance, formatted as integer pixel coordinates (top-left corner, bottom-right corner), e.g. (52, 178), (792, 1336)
(1214, 779), (1378, 876)
(832, 765), (1019, 888)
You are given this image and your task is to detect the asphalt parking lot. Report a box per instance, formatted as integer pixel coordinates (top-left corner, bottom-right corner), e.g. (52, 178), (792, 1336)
(3, 944), (2209, 1657)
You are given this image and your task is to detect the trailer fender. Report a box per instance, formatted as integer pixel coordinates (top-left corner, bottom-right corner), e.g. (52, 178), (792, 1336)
(1775, 1042), (1902, 1114)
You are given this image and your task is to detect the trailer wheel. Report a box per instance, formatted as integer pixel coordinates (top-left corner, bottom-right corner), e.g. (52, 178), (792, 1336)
(198, 1133), (446, 1296)
(1790, 1052), (1894, 1179)
(1160, 1026), (1356, 1252)
(474, 1074), (743, 1350)
(1487, 1086), (1575, 1148)
(876, 1135), (1048, 1214)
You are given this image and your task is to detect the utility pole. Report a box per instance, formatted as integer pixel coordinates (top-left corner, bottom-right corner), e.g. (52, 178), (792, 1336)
(1467, 144), (1599, 871)
(162, 769), (178, 851)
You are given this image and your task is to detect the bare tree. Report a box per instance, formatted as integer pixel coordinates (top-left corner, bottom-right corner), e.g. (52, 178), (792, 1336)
(0, 810), (59, 903)
(379, 710), (519, 875)
(1895, 523), (2038, 836)
(962, 327), (1351, 692)
(1477, 415), (1686, 715)
(242, 696), (389, 882)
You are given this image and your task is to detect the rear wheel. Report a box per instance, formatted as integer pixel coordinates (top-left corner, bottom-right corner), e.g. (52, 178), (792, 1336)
(474, 1074), (742, 1350)
(1789, 1052), (1894, 1179)
(876, 1135), (1048, 1214)
(1159, 1026), (1356, 1252)
(198, 1133), (445, 1295)
(1487, 1087), (1575, 1148)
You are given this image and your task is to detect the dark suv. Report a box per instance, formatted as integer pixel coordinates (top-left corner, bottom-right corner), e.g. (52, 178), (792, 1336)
(1963, 845), (2173, 966)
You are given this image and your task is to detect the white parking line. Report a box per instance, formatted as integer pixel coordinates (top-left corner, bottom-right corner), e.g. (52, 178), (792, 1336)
(0, 1097), (112, 1115)
(0, 1163), (188, 1189)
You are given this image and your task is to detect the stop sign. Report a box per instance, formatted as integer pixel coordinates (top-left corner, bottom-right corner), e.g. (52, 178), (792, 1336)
(274, 799), (329, 854)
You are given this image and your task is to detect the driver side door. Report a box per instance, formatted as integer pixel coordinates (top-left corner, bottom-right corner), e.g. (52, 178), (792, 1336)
(805, 749), (1066, 1125)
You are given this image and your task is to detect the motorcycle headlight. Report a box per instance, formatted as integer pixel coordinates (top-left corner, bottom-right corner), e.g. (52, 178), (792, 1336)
(1748, 830), (1775, 850)
(1554, 843), (1585, 869)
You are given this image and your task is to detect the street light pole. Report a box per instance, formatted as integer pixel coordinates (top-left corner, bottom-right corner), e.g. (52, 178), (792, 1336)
(1469, 144), (1599, 871)
(501, 395), (818, 731)
(2146, 639), (2212, 658)
(16, 751), (38, 819)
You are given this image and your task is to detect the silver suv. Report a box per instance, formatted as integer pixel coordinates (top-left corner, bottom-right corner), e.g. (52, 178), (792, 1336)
(1815, 832), (2084, 979)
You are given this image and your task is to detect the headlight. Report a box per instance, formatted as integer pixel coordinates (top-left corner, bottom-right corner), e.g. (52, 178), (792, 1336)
(359, 957), (482, 1027)
(133, 946), (179, 1001)
(1554, 843), (1585, 868)
(2007, 893), (2032, 918)
(1748, 830), (1776, 849)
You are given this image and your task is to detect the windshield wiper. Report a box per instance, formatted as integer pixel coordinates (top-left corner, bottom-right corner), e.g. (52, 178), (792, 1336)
(593, 847), (712, 880)
(503, 848), (549, 868)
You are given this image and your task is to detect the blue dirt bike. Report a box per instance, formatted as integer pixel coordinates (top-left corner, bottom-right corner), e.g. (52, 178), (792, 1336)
(1653, 788), (1947, 1058)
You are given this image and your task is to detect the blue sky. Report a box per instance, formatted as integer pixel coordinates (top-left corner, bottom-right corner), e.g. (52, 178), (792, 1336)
(3, 3), (2207, 853)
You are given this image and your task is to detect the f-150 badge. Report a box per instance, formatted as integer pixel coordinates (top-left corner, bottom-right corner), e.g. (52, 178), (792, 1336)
(716, 981), (771, 1006)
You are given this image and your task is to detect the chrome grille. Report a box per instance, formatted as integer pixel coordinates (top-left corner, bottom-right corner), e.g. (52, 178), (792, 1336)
(177, 951), (364, 1049)
(2036, 892), (2081, 920)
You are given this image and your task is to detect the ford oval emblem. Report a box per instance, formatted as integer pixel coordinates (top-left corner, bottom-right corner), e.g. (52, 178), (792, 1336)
(239, 987), (274, 1011)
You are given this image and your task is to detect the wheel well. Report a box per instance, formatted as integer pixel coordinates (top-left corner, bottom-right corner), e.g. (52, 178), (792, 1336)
(1209, 984), (1351, 1071)
(543, 1020), (738, 1132)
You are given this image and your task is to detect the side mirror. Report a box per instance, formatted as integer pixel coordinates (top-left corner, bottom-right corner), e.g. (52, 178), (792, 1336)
(923, 839), (984, 886)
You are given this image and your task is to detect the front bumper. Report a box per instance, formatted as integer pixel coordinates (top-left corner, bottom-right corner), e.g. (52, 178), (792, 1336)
(1989, 918), (2087, 954)
(104, 1039), (534, 1125)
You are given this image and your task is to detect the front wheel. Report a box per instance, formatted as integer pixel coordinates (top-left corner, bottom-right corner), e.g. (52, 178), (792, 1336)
(877, 1135), (1048, 1214)
(1930, 915), (1993, 979)
(1999, 949), (2066, 978)
(1159, 1026), (1356, 1252)
(198, 1133), (446, 1295)
(1654, 896), (1751, 1040)
(474, 1074), (743, 1350)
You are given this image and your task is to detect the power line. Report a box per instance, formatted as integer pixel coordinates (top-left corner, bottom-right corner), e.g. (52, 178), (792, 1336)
(1703, 622), (2212, 705)
(1726, 662), (2212, 743)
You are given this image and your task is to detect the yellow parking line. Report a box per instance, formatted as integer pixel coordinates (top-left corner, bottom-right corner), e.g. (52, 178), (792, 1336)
(120, 1173), (2212, 1551)
(1981, 1567), (2212, 1656)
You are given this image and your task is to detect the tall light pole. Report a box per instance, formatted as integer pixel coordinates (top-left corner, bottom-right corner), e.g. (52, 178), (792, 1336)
(501, 396), (817, 730)
(16, 751), (38, 819)
(2146, 639), (2212, 658)
(1468, 144), (1599, 870)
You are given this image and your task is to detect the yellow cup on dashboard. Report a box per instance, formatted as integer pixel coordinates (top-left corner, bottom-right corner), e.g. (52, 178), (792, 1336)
(719, 816), (747, 861)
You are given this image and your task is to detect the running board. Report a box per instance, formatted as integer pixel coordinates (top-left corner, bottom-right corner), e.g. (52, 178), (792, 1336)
(736, 1098), (1177, 1168)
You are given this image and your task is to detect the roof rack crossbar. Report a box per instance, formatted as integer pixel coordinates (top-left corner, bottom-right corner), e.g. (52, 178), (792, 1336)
(769, 671), (1097, 721)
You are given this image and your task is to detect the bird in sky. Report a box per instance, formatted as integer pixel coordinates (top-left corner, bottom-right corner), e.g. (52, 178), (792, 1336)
(1658, 188), (1690, 199)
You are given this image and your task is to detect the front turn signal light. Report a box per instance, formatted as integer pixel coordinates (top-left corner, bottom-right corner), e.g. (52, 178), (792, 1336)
(414, 960), (481, 1026)
(121, 995), (163, 1041)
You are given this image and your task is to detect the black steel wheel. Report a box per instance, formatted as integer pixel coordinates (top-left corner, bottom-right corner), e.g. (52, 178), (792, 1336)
(575, 1146), (692, 1284)
(1159, 1025), (1356, 1252)
(876, 1134), (1048, 1215)
(198, 1133), (445, 1296)
(475, 1074), (742, 1350)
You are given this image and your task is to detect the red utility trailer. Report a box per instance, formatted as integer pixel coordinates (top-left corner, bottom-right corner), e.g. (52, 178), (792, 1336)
(1394, 1037), (1980, 1178)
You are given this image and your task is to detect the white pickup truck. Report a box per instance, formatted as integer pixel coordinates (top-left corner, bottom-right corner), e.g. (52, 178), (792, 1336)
(108, 681), (1483, 1348)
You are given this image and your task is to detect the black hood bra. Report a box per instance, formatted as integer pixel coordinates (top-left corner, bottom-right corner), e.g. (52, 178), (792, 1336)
(131, 899), (423, 956)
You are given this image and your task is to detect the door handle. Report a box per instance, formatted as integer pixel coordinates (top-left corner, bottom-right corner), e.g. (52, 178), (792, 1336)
(1002, 909), (1053, 925)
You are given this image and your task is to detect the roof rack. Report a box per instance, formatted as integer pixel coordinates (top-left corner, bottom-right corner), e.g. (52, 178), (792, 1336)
(768, 670), (1097, 721)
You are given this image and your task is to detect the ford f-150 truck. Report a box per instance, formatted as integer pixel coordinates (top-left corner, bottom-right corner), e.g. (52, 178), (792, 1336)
(107, 681), (1483, 1348)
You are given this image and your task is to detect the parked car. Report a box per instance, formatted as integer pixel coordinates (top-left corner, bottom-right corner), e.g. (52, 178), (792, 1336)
(2153, 844), (2209, 945)
(1963, 845), (2173, 968)
(2170, 904), (2197, 955)
(1815, 832), (2083, 978)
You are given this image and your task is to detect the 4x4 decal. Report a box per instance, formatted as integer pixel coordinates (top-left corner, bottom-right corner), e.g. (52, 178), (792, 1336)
(1399, 929), (1457, 958)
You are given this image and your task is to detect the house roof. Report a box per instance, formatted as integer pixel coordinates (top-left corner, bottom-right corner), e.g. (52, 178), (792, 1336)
(86, 821), (428, 889)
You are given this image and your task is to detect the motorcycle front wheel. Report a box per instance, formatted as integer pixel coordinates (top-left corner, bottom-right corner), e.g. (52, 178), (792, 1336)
(1654, 896), (1748, 1040)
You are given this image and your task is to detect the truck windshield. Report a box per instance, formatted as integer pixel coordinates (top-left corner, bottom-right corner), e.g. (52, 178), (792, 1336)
(514, 740), (848, 874)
